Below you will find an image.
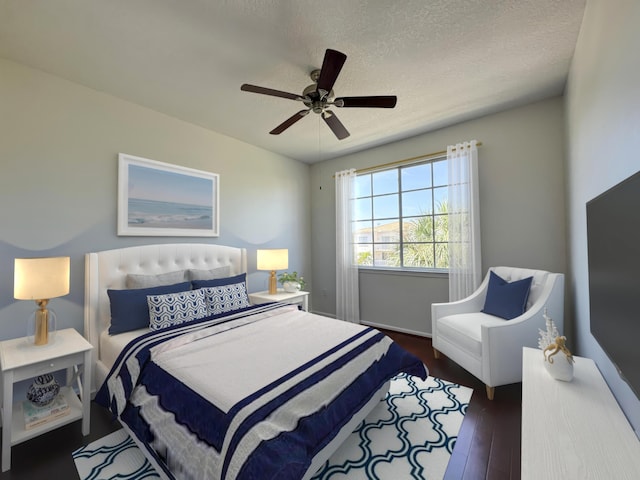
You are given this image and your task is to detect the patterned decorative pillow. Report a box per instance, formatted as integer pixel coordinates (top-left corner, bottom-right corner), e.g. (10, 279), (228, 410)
(147, 289), (208, 331)
(202, 281), (250, 316)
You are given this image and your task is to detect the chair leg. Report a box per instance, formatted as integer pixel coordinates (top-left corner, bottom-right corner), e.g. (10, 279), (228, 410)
(433, 348), (441, 359)
(485, 385), (495, 400)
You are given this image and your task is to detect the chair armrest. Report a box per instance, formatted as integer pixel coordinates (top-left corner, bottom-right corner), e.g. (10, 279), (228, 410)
(432, 272), (491, 319)
(431, 274), (489, 341)
(480, 309), (545, 386)
(432, 295), (483, 318)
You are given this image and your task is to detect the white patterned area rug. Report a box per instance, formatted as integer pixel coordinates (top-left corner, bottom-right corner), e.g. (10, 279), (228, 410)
(73, 373), (472, 480)
(73, 428), (160, 480)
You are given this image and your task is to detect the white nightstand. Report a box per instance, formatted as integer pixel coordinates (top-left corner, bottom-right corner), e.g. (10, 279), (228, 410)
(0, 328), (93, 471)
(249, 289), (310, 312)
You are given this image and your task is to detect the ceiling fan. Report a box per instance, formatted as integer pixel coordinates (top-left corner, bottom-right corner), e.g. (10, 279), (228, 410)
(240, 49), (397, 140)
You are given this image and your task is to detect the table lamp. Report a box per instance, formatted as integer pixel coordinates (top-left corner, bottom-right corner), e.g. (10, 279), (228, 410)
(257, 249), (288, 294)
(14, 257), (70, 346)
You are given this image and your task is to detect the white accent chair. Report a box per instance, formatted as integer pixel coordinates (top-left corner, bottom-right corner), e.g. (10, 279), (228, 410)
(432, 266), (564, 400)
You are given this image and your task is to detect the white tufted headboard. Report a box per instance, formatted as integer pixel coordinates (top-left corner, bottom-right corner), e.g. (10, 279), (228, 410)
(84, 243), (247, 392)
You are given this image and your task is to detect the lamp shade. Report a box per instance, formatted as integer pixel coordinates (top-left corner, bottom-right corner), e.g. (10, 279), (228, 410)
(257, 249), (288, 271)
(14, 257), (70, 300)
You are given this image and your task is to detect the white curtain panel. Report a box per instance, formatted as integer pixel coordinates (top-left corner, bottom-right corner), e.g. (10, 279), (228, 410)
(335, 169), (360, 323)
(447, 140), (482, 301)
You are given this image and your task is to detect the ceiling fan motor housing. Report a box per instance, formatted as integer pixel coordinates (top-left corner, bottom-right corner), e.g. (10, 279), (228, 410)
(302, 82), (333, 114)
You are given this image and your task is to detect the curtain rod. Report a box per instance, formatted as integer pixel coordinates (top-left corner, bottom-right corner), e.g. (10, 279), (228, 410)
(341, 141), (483, 176)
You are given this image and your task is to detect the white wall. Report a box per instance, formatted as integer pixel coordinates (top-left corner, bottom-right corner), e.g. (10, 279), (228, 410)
(310, 97), (568, 335)
(565, 0), (640, 432)
(0, 58), (311, 341)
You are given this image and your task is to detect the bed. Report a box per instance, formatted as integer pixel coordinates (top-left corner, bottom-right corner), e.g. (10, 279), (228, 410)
(84, 243), (428, 480)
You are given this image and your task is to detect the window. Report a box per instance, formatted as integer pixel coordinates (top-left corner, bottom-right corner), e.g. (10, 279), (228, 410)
(353, 158), (449, 270)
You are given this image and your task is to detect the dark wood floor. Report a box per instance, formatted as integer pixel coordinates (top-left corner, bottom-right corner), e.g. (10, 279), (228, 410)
(381, 329), (522, 480)
(0, 331), (521, 480)
(0, 400), (120, 480)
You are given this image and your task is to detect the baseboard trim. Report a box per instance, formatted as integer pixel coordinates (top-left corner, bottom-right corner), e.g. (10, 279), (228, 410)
(360, 321), (432, 338)
(310, 310), (336, 318)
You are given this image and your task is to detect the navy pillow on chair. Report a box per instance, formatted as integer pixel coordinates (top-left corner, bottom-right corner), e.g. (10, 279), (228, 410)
(108, 281), (192, 334)
(481, 271), (533, 320)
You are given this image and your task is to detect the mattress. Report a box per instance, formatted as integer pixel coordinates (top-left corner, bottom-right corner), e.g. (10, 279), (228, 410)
(100, 327), (149, 371)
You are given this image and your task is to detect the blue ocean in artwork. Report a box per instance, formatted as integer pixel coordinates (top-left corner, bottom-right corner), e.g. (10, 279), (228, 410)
(128, 198), (213, 229)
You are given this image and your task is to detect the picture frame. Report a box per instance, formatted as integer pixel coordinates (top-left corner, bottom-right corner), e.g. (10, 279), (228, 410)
(117, 153), (219, 237)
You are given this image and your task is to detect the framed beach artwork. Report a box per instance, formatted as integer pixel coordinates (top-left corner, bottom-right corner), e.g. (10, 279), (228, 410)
(117, 153), (219, 237)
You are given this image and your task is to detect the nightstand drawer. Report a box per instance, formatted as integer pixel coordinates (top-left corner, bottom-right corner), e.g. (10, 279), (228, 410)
(11, 351), (85, 383)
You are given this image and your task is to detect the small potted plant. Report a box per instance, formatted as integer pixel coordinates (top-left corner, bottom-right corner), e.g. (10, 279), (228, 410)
(277, 271), (306, 293)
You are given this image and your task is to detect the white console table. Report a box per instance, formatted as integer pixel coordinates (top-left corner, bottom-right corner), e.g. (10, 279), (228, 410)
(522, 347), (640, 479)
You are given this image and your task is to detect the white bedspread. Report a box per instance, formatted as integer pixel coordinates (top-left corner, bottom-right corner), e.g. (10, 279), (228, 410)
(151, 307), (384, 412)
(97, 303), (429, 480)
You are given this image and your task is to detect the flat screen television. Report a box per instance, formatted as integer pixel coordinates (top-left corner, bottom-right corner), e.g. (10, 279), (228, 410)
(587, 169), (640, 398)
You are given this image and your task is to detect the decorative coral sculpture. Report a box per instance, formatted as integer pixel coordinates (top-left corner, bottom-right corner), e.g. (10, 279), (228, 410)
(538, 308), (574, 381)
(538, 308), (559, 351)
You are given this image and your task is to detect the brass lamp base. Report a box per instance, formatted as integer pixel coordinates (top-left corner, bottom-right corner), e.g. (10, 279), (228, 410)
(34, 299), (50, 346)
(268, 270), (278, 294)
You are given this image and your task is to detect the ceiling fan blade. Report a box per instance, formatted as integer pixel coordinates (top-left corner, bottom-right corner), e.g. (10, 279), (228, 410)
(334, 96), (397, 108)
(241, 84), (301, 101)
(322, 111), (350, 140)
(270, 110), (310, 135)
(316, 49), (347, 95)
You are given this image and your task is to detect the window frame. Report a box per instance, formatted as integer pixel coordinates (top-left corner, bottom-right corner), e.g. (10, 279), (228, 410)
(353, 156), (449, 273)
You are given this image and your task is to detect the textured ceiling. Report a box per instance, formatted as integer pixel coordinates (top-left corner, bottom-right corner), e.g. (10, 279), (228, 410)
(0, 0), (586, 163)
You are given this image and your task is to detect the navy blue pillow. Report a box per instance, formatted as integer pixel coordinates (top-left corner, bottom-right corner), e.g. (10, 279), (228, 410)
(191, 272), (246, 290)
(108, 281), (191, 335)
(481, 271), (533, 320)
